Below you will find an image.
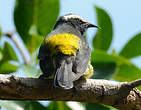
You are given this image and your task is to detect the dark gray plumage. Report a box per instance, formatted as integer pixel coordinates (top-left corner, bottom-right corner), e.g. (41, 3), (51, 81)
(38, 14), (98, 89)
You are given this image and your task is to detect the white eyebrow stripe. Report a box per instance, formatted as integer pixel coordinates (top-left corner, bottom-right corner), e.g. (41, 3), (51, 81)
(63, 14), (86, 22)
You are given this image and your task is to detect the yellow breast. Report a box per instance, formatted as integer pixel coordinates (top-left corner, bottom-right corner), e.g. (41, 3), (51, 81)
(45, 33), (81, 55)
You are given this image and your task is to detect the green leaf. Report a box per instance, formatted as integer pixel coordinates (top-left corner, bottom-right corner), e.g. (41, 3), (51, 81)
(120, 33), (141, 59)
(37, 0), (60, 36)
(92, 62), (116, 79)
(0, 61), (18, 74)
(30, 34), (44, 53)
(91, 49), (141, 81)
(9, 101), (47, 110)
(0, 50), (3, 61)
(29, 24), (39, 36)
(91, 49), (131, 79)
(21, 64), (41, 77)
(14, 0), (60, 53)
(113, 63), (141, 82)
(25, 101), (47, 110)
(92, 49), (141, 82)
(2, 42), (18, 61)
(91, 50), (118, 79)
(91, 49), (129, 64)
(81, 103), (117, 110)
(86, 103), (110, 110)
(0, 26), (2, 37)
(48, 101), (72, 110)
(0, 101), (48, 110)
(93, 6), (113, 51)
(0, 101), (24, 110)
(101, 104), (118, 110)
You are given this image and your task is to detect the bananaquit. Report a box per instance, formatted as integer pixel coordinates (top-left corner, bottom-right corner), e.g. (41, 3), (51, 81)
(38, 14), (98, 89)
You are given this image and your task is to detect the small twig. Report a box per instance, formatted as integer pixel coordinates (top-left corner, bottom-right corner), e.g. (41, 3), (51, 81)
(4, 30), (16, 38)
(129, 79), (141, 88)
(4, 31), (29, 64)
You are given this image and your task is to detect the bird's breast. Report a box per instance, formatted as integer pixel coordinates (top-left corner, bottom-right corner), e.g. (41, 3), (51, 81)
(45, 33), (81, 55)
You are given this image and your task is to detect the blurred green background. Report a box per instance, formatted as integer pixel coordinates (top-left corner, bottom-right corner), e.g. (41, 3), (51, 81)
(0, 0), (141, 110)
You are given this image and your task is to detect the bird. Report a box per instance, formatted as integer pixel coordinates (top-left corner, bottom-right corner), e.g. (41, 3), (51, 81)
(38, 14), (98, 89)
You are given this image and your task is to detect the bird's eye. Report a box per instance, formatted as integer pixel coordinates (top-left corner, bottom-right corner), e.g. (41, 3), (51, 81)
(83, 22), (88, 28)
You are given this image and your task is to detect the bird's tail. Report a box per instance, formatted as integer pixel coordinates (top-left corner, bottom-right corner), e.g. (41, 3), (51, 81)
(54, 59), (73, 89)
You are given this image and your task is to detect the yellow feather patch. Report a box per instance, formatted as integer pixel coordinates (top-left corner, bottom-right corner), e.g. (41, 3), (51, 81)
(83, 62), (94, 78)
(45, 33), (80, 55)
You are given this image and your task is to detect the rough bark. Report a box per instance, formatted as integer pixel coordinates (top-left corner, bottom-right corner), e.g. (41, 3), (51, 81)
(0, 74), (141, 110)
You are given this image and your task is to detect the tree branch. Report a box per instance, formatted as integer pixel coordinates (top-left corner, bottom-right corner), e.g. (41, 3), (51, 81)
(4, 31), (29, 64)
(129, 79), (141, 88)
(0, 74), (141, 110)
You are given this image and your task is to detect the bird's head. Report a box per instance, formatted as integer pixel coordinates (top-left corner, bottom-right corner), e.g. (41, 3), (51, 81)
(54, 14), (99, 35)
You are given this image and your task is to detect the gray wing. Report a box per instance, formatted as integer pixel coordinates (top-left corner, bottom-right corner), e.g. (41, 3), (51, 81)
(72, 38), (91, 81)
(38, 43), (54, 77)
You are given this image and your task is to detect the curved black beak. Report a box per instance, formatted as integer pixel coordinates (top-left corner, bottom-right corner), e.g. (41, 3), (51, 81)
(87, 23), (100, 29)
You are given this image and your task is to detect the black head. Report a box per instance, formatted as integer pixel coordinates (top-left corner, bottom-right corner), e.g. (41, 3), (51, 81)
(54, 14), (98, 35)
